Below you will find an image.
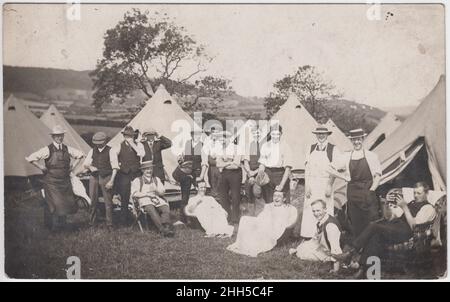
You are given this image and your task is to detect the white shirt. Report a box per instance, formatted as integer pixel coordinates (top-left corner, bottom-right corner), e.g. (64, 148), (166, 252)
(216, 143), (244, 169)
(26, 142), (84, 162)
(130, 176), (166, 207)
(317, 214), (342, 255)
(342, 149), (382, 178)
(258, 140), (294, 168)
(201, 139), (223, 167)
(83, 147), (119, 170)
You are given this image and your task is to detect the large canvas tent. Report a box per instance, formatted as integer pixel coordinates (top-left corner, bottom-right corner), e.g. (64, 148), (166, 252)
(271, 94), (353, 172)
(3, 95), (53, 177)
(363, 112), (402, 151)
(374, 75), (446, 191)
(40, 104), (90, 154)
(108, 84), (195, 179)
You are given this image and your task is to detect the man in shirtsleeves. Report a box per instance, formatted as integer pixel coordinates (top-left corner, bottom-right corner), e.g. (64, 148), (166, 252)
(257, 124), (294, 204)
(26, 125), (84, 231)
(199, 127), (223, 200)
(114, 126), (145, 226)
(217, 131), (244, 225)
(82, 131), (119, 230)
(141, 128), (172, 184)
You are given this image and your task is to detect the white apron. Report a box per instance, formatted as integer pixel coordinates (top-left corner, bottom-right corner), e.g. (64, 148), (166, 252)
(301, 148), (334, 238)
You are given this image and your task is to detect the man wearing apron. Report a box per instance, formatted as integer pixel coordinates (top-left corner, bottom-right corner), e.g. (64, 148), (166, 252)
(344, 128), (382, 238)
(301, 126), (342, 239)
(258, 124), (294, 204)
(26, 125), (84, 231)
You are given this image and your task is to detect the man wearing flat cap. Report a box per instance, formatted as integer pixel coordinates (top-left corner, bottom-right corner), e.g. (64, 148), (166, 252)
(301, 125), (343, 239)
(82, 132), (119, 229)
(141, 128), (172, 184)
(114, 126), (145, 226)
(26, 125), (84, 231)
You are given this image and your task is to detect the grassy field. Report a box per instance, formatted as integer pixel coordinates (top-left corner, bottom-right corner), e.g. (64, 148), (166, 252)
(4, 186), (446, 280)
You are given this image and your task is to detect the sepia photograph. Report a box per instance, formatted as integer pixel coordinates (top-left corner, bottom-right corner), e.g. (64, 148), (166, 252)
(1, 2), (447, 282)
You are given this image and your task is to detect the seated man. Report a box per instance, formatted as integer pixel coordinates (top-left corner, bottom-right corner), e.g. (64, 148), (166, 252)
(184, 181), (234, 238)
(130, 161), (174, 237)
(341, 181), (437, 278)
(226, 191), (297, 257)
(290, 199), (343, 273)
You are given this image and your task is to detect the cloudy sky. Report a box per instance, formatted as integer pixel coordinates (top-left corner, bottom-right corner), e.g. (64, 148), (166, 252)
(3, 3), (445, 108)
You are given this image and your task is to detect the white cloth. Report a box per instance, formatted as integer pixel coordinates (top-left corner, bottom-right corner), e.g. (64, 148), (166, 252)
(26, 143), (84, 162)
(70, 175), (91, 205)
(301, 145), (338, 238)
(295, 214), (342, 262)
(83, 147), (119, 170)
(130, 177), (167, 208)
(185, 194), (234, 236)
(227, 203), (297, 257)
(201, 139), (223, 167)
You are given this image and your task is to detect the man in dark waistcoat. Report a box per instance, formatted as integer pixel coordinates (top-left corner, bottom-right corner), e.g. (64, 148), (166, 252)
(173, 129), (203, 223)
(141, 128), (172, 184)
(26, 125), (84, 231)
(82, 132), (119, 230)
(340, 182), (437, 278)
(114, 126), (145, 226)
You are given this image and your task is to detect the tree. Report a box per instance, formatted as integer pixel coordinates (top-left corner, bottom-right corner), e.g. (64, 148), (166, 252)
(264, 65), (341, 119)
(90, 9), (211, 110)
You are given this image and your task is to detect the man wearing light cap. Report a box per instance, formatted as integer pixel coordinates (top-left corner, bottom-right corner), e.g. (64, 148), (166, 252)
(82, 132), (119, 229)
(141, 128), (172, 184)
(26, 125), (84, 231)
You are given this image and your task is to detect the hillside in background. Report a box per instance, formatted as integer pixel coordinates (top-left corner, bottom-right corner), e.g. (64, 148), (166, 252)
(3, 65), (387, 131)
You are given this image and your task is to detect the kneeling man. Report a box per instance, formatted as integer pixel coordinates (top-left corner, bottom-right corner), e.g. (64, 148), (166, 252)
(185, 181), (234, 238)
(290, 199), (343, 272)
(131, 161), (174, 237)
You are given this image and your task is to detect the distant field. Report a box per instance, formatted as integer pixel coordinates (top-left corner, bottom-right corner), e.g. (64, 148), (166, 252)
(72, 124), (122, 139)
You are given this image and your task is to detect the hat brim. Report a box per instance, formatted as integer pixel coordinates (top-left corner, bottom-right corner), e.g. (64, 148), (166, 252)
(92, 140), (106, 145)
(348, 134), (367, 139)
(50, 132), (66, 135)
(312, 131), (332, 135)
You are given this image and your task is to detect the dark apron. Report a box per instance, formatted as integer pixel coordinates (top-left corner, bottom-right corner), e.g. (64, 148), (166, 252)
(347, 151), (373, 209)
(43, 146), (78, 216)
(347, 150), (379, 237)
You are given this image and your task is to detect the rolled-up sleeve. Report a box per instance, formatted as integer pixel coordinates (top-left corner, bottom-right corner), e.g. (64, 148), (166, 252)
(130, 178), (140, 200)
(281, 142), (295, 169)
(258, 143), (270, 167)
(135, 142), (145, 158)
(25, 146), (50, 162)
(367, 151), (382, 177)
(326, 224), (343, 254)
(415, 205), (437, 225)
(109, 148), (119, 170)
(68, 146), (84, 159)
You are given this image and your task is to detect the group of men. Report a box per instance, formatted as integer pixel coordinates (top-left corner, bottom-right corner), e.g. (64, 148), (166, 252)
(26, 122), (438, 278)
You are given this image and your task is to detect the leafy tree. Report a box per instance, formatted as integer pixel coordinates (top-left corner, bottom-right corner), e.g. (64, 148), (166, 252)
(264, 65), (340, 119)
(90, 9), (211, 110)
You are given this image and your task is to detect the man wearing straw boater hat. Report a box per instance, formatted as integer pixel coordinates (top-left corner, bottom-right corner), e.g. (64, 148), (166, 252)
(141, 128), (172, 184)
(82, 132), (119, 230)
(301, 125), (343, 239)
(26, 125), (84, 231)
(115, 126), (145, 226)
(342, 128), (382, 239)
(131, 160), (174, 237)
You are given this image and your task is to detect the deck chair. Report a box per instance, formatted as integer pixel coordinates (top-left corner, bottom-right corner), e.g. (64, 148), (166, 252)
(381, 188), (446, 276)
